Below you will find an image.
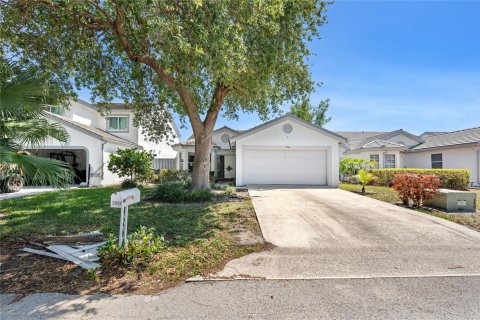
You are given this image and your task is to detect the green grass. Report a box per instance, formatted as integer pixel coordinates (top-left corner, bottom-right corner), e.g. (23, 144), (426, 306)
(339, 183), (480, 229)
(339, 183), (401, 203)
(0, 186), (264, 293)
(0, 187), (221, 245)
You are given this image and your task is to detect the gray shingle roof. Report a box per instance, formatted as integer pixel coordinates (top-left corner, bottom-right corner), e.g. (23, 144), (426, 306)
(45, 112), (141, 148)
(335, 131), (388, 149)
(412, 127), (480, 150)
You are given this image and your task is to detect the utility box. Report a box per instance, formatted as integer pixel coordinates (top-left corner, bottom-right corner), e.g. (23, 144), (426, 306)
(111, 188), (141, 208)
(424, 189), (477, 213)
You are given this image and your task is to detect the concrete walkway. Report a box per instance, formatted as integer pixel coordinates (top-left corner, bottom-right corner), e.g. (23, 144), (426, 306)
(0, 187), (56, 201)
(207, 186), (480, 279)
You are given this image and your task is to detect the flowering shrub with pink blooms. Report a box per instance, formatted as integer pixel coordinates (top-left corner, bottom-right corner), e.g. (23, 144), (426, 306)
(392, 173), (441, 206)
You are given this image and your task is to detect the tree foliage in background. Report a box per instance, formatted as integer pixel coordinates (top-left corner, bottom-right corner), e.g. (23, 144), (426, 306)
(289, 97), (331, 127)
(0, 56), (73, 190)
(339, 158), (376, 177)
(107, 148), (155, 184)
(0, 0), (329, 189)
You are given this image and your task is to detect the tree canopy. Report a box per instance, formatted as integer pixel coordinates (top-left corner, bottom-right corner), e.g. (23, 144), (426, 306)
(1, 0), (329, 188)
(289, 97), (331, 127)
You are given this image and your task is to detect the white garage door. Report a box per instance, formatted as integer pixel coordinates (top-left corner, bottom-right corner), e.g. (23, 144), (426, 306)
(243, 149), (327, 185)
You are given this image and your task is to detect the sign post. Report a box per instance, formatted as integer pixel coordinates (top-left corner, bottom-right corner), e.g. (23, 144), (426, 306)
(110, 188), (141, 246)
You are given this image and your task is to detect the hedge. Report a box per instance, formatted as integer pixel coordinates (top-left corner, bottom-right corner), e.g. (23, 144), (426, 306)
(370, 169), (470, 190)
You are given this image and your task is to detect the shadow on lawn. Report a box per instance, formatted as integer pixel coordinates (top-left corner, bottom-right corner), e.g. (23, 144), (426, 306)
(0, 187), (220, 246)
(0, 187), (225, 295)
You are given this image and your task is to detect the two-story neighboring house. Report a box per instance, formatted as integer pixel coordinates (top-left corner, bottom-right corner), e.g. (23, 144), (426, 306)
(29, 99), (179, 186)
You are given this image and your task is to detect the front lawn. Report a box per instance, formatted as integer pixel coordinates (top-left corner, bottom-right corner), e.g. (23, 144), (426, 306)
(339, 183), (480, 230)
(0, 187), (265, 294)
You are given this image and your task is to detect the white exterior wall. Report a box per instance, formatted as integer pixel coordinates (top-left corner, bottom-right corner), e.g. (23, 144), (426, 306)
(344, 150), (404, 168)
(40, 125), (104, 186)
(138, 124), (179, 159)
(404, 147), (480, 187)
(235, 119), (341, 187)
(67, 100), (102, 127)
(212, 128), (236, 150)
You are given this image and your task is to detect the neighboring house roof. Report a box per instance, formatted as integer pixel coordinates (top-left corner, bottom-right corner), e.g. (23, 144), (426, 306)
(335, 131), (387, 140)
(345, 139), (407, 153)
(72, 98), (182, 138)
(336, 131), (388, 149)
(411, 127), (480, 151)
(359, 129), (424, 146)
(187, 125), (242, 140)
(419, 131), (448, 138)
(230, 114), (347, 143)
(45, 112), (141, 148)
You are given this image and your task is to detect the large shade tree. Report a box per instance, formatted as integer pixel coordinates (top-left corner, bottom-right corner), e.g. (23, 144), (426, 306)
(0, 0), (329, 189)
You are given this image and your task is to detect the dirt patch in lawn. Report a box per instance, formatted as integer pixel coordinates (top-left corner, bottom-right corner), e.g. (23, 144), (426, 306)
(0, 190), (268, 296)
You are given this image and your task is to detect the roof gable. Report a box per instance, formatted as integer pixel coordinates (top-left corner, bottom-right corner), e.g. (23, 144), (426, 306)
(230, 114), (347, 143)
(45, 112), (141, 148)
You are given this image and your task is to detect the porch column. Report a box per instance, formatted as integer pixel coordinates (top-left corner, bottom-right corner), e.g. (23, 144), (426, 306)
(211, 149), (216, 173)
(183, 150), (188, 170)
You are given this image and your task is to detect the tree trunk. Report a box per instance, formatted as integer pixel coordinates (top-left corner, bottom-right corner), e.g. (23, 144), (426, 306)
(362, 185), (365, 194)
(192, 129), (213, 189)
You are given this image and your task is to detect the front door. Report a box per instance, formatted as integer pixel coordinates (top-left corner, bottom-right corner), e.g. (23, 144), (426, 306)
(217, 155), (225, 179)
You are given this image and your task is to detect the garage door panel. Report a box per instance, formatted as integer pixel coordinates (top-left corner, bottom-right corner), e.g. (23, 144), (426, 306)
(243, 149), (327, 185)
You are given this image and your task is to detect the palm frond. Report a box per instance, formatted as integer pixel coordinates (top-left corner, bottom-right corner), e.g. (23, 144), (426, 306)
(2, 118), (69, 148)
(0, 147), (74, 188)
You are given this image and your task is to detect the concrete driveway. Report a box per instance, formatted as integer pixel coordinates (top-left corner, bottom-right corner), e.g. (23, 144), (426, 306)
(207, 186), (480, 280)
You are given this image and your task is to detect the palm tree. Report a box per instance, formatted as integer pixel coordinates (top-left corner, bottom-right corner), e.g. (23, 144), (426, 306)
(358, 169), (373, 194)
(1, 57), (73, 191)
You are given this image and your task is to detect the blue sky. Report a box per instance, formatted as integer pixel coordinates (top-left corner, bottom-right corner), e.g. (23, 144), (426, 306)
(78, 1), (480, 139)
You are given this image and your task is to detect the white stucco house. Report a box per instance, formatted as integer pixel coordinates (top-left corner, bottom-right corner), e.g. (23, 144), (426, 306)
(338, 128), (480, 187)
(174, 114), (480, 188)
(173, 114), (347, 187)
(31, 99), (179, 186)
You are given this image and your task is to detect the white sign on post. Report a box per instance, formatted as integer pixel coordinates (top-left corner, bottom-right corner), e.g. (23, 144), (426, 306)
(111, 188), (141, 246)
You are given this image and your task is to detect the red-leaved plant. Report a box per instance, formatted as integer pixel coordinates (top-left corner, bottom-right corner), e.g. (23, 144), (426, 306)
(392, 173), (441, 206)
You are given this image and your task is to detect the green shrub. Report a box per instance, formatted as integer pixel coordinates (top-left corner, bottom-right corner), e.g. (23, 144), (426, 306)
(371, 169), (470, 190)
(99, 226), (165, 268)
(159, 169), (189, 183)
(153, 181), (212, 203)
(187, 189), (213, 202)
(224, 186), (236, 196)
(121, 179), (137, 189)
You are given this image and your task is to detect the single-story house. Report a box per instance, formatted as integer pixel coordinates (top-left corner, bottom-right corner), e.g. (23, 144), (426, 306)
(339, 128), (480, 187)
(173, 114), (347, 187)
(174, 115), (480, 187)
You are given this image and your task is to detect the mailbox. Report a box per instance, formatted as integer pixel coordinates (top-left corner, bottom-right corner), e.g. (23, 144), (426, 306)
(111, 188), (141, 208)
(110, 188), (141, 246)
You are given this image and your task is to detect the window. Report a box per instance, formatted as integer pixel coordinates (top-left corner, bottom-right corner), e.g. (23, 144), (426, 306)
(431, 153), (443, 169)
(49, 106), (65, 116)
(369, 154), (380, 169)
(107, 116), (128, 132)
(384, 154), (396, 168)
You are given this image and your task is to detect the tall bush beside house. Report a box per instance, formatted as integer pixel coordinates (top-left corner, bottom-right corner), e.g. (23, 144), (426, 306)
(108, 149), (155, 186)
(340, 158), (376, 177)
(371, 169), (469, 190)
(392, 173), (440, 206)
